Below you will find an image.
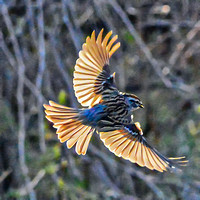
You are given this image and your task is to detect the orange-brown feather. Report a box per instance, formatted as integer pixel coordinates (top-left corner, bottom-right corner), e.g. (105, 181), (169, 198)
(99, 123), (187, 172)
(73, 29), (120, 108)
(44, 101), (94, 155)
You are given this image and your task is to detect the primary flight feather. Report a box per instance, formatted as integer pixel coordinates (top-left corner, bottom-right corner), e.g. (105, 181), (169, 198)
(44, 29), (187, 172)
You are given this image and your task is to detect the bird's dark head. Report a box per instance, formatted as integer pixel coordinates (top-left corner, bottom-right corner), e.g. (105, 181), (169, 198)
(124, 93), (144, 111)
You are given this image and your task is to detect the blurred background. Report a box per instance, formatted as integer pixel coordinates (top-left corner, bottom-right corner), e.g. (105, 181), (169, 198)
(0, 0), (200, 199)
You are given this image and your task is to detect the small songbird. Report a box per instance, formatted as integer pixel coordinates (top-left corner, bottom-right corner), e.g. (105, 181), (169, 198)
(44, 29), (187, 172)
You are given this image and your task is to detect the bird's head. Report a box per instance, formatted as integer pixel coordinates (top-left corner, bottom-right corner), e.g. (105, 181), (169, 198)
(124, 93), (144, 111)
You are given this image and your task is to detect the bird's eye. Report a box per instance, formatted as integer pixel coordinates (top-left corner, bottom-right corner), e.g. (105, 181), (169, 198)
(130, 99), (138, 104)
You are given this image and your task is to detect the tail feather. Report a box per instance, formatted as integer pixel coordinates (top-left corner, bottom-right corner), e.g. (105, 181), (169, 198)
(44, 101), (94, 155)
(67, 126), (91, 149)
(44, 103), (78, 112)
(45, 110), (77, 116)
(45, 116), (76, 125)
(58, 123), (83, 140)
(57, 122), (82, 135)
(76, 129), (94, 155)
(49, 100), (77, 110)
(55, 121), (82, 133)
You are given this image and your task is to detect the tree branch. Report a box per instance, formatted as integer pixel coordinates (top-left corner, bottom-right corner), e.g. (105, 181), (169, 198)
(36, 0), (46, 153)
(61, 0), (82, 53)
(18, 170), (45, 196)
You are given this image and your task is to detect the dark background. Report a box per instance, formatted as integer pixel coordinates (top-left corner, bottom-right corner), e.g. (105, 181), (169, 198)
(0, 0), (200, 199)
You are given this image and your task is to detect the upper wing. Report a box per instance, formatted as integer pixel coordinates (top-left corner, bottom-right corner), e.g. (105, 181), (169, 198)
(73, 29), (120, 108)
(99, 122), (187, 172)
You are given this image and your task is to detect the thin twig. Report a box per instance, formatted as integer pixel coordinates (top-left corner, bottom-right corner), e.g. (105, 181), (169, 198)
(36, 0), (46, 153)
(0, 169), (12, 184)
(61, 0), (82, 53)
(92, 160), (121, 197)
(127, 168), (165, 200)
(25, 0), (38, 48)
(18, 170), (46, 196)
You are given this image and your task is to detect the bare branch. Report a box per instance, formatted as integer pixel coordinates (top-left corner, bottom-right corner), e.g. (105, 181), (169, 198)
(25, 0), (38, 47)
(0, 169), (12, 184)
(127, 168), (165, 200)
(18, 170), (46, 196)
(61, 0), (82, 53)
(36, 0), (46, 153)
(92, 160), (121, 197)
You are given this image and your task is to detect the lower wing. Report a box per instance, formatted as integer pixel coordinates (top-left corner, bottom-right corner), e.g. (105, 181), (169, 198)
(99, 122), (188, 172)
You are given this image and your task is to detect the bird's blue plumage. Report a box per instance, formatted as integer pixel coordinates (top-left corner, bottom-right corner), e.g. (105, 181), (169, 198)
(80, 104), (107, 126)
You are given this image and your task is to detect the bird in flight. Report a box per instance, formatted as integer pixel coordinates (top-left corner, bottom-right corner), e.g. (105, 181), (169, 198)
(44, 29), (187, 172)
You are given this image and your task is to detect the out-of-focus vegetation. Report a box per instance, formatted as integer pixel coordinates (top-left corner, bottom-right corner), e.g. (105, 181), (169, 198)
(0, 0), (200, 199)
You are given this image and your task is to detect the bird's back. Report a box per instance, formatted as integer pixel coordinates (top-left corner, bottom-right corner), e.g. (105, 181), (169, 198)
(101, 90), (132, 124)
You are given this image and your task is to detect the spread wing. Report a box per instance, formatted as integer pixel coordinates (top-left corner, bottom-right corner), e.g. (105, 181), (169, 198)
(99, 122), (187, 172)
(73, 29), (120, 108)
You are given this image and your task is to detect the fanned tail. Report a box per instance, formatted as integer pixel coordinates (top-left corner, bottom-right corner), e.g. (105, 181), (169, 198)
(43, 101), (95, 155)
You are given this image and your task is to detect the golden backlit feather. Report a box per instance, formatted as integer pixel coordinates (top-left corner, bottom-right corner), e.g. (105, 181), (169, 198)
(73, 29), (120, 108)
(44, 101), (94, 155)
(99, 123), (187, 172)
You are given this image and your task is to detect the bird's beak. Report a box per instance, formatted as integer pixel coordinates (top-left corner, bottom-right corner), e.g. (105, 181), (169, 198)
(112, 72), (116, 79)
(139, 104), (144, 108)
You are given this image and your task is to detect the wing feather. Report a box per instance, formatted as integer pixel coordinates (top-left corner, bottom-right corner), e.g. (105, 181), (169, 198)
(99, 122), (187, 172)
(73, 29), (120, 107)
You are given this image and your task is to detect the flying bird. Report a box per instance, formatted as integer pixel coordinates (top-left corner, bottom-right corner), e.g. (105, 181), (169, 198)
(44, 29), (187, 172)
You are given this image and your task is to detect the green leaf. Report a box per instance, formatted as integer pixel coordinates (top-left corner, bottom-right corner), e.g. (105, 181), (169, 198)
(53, 144), (61, 159)
(45, 163), (58, 175)
(123, 31), (135, 43)
(58, 90), (67, 105)
(58, 177), (65, 190)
